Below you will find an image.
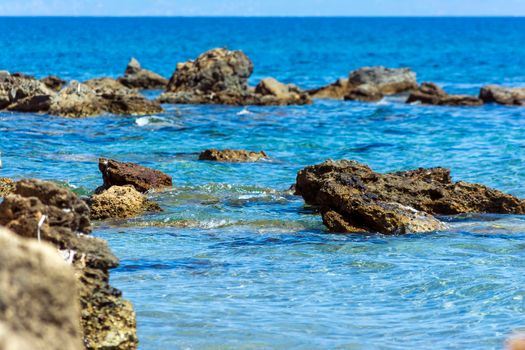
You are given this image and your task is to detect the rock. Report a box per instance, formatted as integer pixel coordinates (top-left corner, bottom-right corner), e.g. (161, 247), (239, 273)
(0, 177), (15, 196)
(0, 71), (55, 111)
(0, 227), (83, 350)
(254, 78), (311, 105)
(308, 78), (350, 99)
(344, 84), (383, 102)
(89, 185), (162, 220)
(49, 81), (105, 117)
(295, 160), (525, 234)
(41, 75), (66, 91)
(198, 149), (268, 162)
(98, 158), (172, 193)
(118, 58), (168, 89)
(8, 94), (53, 112)
(479, 85), (525, 106)
(0, 179), (138, 350)
(407, 82), (483, 106)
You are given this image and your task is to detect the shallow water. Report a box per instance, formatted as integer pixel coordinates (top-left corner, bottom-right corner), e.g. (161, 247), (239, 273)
(1, 17), (525, 350)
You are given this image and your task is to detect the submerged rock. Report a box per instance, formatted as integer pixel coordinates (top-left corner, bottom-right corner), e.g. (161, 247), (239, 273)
(0, 227), (83, 350)
(295, 160), (525, 234)
(118, 58), (168, 89)
(41, 75), (66, 91)
(98, 158), (173, 193)
(159, 48), (310, 106)
(407, 82), (483, 106)
(89, 185), (162, 220)
(479, 85), (525, 106)
(0, 179), (138, 350)
(0, 177), (15, 196)
(199, 149), (268, 162)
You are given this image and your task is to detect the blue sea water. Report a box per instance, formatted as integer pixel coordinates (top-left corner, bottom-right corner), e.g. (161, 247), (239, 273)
(0, 17), (525, 349)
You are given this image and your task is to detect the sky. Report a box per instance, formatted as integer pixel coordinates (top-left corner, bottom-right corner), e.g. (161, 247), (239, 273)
(1, 0), (525, 16)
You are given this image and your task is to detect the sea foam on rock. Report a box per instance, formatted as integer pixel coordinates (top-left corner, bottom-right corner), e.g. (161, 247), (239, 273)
(295, 160), (525, 234)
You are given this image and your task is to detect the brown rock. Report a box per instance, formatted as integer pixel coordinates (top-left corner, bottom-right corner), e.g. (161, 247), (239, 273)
(407, 82), (483, 106)
(41, 75), (66, 91)
(0, 71), (55, 111)
(308, 78), (350, 100)
(98, 158), (172, 193)
(479, 85), (525, 106)
(49, 81), (105, 117)
(295, 160), (525, 234)
(199, 149), (268, 162)
(254, 77), (311, 105)
(344, 84), (383, 102)
(118, 58), (168, 90)
(0, 177), (15, 196)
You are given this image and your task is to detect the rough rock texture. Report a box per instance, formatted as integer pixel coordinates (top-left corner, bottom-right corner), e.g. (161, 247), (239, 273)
(0, 179), (138, 350)
(295, 160), (525, 234)
(310, 66), (417, 101)
(0, 227), (83, 350)
(199, 149), (268, 162)
(41, 75), (66, 91)
(0, 71), (55, 111)
(98, 158), (172, 193)
(407, 82), (483, 106)
(89, 185), (162, 220)
(49, 81), (105, 117)
(0, 177), (15, 196)
(118, 58), (168, 90)
(479, 85), (525, 106)
(159, 48), (310, 106)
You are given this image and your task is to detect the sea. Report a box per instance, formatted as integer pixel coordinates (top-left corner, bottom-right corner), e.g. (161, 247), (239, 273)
(0, 17), (524, 349)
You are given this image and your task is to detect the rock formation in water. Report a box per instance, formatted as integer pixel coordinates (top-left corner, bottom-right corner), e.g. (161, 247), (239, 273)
(310, 66), (418, 101)
(0, 71), (55, 111)
(407, 82), (483, 106)
(295, 160), (525, 234)
(118, 58), (168, 89)
(89, 185), (162, 220)
(0, 227), (83, 350)
(199, 149), (268, 162)
(0, 179), (138, 350)
(479, 85), (525, 106)
(0, 177), (14, 196)
(41, 75), (67, 91)
(98, 158), (173, 193)
(158, 48), (311, 106)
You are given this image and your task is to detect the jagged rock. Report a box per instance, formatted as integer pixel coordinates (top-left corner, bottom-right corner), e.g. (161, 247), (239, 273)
(199, 149), (268, 162)
(0, 179), (138, 350)
(0, 71), (55, 111)
(344, 84), (383, 102)
(84, 77), (130, 95)
(407, 82), (483, 106)
(308, 78), (350, 99)
(89, 185), (162, 220)
(295, 160), (525, 234)
(118, 58), (168, 89)
(41, 75), (66, 91)
(49, 81), (105, 117)
(98, 158), (172, 193)
(479, 85), (525, 106)
(0, 227), (83, 350)
(0, 177), (15, 196)
(160, 48), (310, 106)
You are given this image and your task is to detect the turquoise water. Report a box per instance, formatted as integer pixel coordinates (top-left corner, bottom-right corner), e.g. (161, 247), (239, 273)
(1, 17), (525, 349)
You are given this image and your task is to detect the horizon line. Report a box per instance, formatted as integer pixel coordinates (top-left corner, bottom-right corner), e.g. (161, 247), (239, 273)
(1, 15), (525, 18)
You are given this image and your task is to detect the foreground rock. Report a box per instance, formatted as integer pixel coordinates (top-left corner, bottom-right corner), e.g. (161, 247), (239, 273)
(98, 158), (172, 193)
(118, 58), (168, 89)
(295, 160), (525, 234)
(407, 82), (483, 106)
(0, 179), (137, 349)
(310, 66), (417, 101)
(159, 48), (310, 106)
(0, 227), (82, 350)
(479, 85), (525, 106)
(199, 149), (268, 162)
(0, 177), (14, 196)
(89, 185), (161, 220)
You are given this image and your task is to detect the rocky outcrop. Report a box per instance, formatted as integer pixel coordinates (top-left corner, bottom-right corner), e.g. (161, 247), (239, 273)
(310, 66), (417, 101)
(407, 82), (483, 106)
(295, 160), (525, 234)
(0, 71), (55, 111)
(98, 158), (172, 193)
(0, 177), (14, 196)
(89, 185), (161, 220)
(479, 85), (525, 106)
(0, 227), (83, 350)
(118, 58), (168, 90)
(159, 48), (310, 106)
(0, 179), (137, 350)
(41, 75), (66, 91)
(199, 149), (268, 162)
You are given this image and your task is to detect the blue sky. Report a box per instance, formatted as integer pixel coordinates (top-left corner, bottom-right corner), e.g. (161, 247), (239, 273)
(0, 0), (525, 16)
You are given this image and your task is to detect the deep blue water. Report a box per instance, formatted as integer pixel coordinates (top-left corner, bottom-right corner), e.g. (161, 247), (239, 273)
(1, 17), (525, 349)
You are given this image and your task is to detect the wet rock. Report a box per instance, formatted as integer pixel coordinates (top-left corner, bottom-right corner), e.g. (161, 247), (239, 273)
(479, 85), (525, 106)
(118, 58), (168, 89)
(0, 177), (15, 196)
(89, 185), (162, 220)
(407, 82), (483, 106)
(0, 179), (138, 350)
(41, 75), (66, 91)
(98, 158), (172, 193)
(295, 160), (525, 234)
(0, 227), (83, 350)
(0, 71), (55, 111)
(344, 84), (383, 102)
(308, 78), (350, 99)
(49, 81), (105, 117)
(199, 149), (268, 162)
(253, 77), (311, 105)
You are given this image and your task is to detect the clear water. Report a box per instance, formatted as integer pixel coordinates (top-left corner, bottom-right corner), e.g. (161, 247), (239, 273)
(1, 17), (525, 349)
